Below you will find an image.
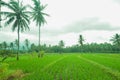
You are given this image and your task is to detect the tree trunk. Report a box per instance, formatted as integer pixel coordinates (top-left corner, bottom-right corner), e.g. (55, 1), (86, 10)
(39, 25), (41, 47)
(38, 26), (41, 58)
(17, 26), (20, 60)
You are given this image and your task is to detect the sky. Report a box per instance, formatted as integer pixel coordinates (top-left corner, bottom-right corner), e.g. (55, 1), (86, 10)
(0, 0), (120, 46)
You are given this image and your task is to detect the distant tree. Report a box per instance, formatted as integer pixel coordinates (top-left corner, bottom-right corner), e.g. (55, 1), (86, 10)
(30, 0), (49, 49)
(110, 33), (120, 46)
(59, 40), (65, 48)
(22, 46), (25, 52)
(2, 41), (7, 50)
(10, 42), (14, 50)
(14, 39), (18, 49)
(24, 39), (30, 52)
(30, 43), (36, 52)
(1, 0), (30, 60)
(59, 40), (65, 53)
(0, 43), (2, 49)
(78, 35), (84, 46)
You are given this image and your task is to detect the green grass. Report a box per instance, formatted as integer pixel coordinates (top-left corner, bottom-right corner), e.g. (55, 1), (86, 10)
(0, 53), (120, 80)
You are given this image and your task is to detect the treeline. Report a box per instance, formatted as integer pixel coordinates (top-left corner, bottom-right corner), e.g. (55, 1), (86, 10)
(31, 33), (119, 53)
(30, 43), (120, 53)
(0, 33), (120, 54)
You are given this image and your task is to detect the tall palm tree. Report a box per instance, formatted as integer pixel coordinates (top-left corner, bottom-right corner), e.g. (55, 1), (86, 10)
(30, 0), (49, 50)
(78, 35), (84, 46)
(1, 0), (30, 60)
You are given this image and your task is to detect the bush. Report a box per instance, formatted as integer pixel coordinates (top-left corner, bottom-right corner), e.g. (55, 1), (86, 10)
(0, 63), (9, 74)
(38, 51), (45, 58)
(0, 50), (16, 57)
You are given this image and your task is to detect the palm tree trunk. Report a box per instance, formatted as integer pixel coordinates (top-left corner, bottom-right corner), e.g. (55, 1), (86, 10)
(17, 26), (20, 60)
(38, 25), (41, 58)
(39, 25), (41, 48)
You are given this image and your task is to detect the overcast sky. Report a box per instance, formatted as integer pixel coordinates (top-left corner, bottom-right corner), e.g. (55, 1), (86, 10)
(1, 0), (120, 46)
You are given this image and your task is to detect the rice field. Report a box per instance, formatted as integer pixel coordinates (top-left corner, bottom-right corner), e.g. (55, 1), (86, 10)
(0, 53), (120, 80)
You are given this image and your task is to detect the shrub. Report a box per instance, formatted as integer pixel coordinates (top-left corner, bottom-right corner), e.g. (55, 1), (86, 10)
(0, 63), (9, 74)
(38, 51), (45, 58)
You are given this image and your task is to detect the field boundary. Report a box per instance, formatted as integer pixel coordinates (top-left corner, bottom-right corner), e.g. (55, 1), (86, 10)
(42, 55), (67, 71)
(78, 56), (120, 79)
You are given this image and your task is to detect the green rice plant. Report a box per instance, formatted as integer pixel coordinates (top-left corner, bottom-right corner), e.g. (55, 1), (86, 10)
(1, 53), (120, 80)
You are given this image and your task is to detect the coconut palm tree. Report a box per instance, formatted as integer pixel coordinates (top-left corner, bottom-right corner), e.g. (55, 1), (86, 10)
(78, 35), (84, 46)
(30, 0), (49, 50)
(59, 40), (65, 48)
(110, 33), (120, 46)
(1, 0), (30, 60)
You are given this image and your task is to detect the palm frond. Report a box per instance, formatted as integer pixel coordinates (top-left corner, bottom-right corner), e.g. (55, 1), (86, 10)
(12, 20), (18, 31)
(5, 16), (15, 26)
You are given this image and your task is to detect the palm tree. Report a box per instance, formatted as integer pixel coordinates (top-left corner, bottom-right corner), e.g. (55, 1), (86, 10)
(2, 41), (7, 50)
(30, 0), (49, 50)
(110, 33), (120, 46)
(0, 0), (2, 23)
(10, 42), (14, 50)
(78, 35), (84, 46)
(30, 43), (36, 51)
(59, 40), (65, 54)
(1, 0), (30, 60)
(24, 39), (30, 52)
(59, 40), (65, 48)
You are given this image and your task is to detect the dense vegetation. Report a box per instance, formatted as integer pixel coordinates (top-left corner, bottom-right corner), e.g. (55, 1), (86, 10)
(0, 34), (120, 55)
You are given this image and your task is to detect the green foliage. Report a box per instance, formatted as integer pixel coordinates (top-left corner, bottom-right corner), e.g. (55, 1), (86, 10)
(59, 40), (64, 48)
(1, 0), (30, 60)
(110, 33), (120, 47)
(40, 50), (45, 57)
(29, 0), (49, 47)
(38, 50), (45, 58)
(0, 63), (9, 79)
(0, 63), (9, 73)
(0, 50), (10, 57)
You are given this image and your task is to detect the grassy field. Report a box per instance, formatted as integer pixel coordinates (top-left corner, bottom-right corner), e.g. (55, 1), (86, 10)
(0, 53), (120, 80)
